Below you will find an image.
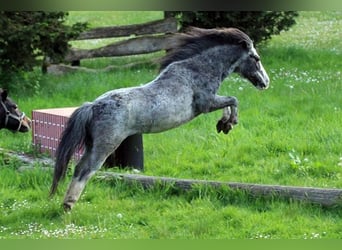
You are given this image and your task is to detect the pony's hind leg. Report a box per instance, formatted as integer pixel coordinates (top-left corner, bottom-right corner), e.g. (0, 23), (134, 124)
(216, 106), (238, 134)
(63, 144), (115, 211)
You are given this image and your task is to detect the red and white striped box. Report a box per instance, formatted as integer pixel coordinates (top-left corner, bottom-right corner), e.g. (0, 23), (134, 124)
(32, 107), (83, 159)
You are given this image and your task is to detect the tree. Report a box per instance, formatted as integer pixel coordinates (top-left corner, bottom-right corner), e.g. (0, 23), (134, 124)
(0, 11), (87, 89)
(165, 11), (298, 44)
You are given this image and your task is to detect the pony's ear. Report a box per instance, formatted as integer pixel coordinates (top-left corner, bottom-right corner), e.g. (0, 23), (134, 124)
(1, 89), (8, 101)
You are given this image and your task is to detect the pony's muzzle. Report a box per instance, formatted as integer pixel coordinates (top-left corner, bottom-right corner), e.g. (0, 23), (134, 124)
(259, 81), (269, 90)
(256, 72), (270, 90)
(18, 116), (32, 132)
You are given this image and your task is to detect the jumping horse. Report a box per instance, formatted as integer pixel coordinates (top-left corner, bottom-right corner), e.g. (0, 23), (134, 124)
(0, 88), (31, 133)
(50, 27), (270, 211)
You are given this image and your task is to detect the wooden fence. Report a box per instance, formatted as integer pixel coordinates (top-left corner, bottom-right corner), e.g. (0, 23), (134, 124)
(46, 17), (177, 74)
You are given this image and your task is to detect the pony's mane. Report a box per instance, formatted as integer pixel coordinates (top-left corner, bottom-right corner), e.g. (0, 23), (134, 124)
(159, 27), (253, 71)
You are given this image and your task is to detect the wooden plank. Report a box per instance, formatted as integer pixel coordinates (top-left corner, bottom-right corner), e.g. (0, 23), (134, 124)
(47, 60), (156, 75)
(65, 34), (172, 62)
(76, 17), (177, 40)
(97, 172), (342, 207)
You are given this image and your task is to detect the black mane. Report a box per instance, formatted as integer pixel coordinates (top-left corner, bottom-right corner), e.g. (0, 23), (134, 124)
(159, 27), (253, 71)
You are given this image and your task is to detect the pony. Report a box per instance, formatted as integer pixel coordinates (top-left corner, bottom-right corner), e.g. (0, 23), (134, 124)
(50, 27), (270, 211)
(0, 88), (31, 132)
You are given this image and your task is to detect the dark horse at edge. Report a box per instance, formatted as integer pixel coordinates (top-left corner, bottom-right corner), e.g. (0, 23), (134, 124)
(50, 27), (270, 211)
(0, 88), (31, 133)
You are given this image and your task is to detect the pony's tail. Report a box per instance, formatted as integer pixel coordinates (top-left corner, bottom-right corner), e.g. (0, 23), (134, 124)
(49, 103), (93, 197)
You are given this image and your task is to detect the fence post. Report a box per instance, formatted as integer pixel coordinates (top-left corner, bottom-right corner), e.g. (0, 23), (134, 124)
(104, 134), (144, 171)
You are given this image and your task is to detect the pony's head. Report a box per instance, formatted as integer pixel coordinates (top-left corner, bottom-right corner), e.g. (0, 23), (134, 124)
(160, 27), (270, 90)
(0, 89), (31, 132)
(233, 39), (270, 90)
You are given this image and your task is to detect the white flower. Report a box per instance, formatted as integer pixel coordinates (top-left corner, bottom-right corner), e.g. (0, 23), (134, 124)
(132, 169), (141, 174)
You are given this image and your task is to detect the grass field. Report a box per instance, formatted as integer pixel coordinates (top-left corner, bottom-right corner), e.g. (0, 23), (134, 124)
(0, 11), (341, 239)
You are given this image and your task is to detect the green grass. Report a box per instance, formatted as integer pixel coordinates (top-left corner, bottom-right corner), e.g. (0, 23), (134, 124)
(0, 11), (342, 239)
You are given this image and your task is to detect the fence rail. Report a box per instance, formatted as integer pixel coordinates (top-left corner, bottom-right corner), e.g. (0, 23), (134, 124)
(65, 35), (173, 62)
(75, 17), (177, 40)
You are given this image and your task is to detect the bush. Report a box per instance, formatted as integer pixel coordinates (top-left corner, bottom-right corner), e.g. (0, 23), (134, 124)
(0, 11), (87, 90)
(165, 11), (298, 45)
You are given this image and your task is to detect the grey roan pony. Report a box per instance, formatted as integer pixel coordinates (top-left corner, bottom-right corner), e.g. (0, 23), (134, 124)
(50, 27), (270, 211)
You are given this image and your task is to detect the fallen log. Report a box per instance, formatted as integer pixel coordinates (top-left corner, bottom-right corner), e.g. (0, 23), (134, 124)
(97, 172), (342, 207)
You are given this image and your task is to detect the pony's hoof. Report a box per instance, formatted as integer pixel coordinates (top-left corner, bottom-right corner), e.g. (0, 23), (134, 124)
(216, 119), (224, 133)
(63, 199), (75, 212)
(63, 203), (73, 212)
(222, 123), (233, 134)
(216, 120), (233, 134)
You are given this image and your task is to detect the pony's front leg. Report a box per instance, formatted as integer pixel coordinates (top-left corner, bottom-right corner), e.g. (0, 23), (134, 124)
(216, 106), (238, 134)
(208, 96), (238, 134)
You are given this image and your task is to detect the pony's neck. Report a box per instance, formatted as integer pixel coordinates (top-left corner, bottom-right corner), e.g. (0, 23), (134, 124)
(188, 45), (245, 81)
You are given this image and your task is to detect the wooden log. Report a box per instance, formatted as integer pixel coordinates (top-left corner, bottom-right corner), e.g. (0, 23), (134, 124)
(76, 17), (177, 40)
(47, 60), (156, 75)
(65, 35), (172, 62)
(96, 172), (342, 207)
